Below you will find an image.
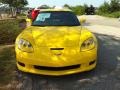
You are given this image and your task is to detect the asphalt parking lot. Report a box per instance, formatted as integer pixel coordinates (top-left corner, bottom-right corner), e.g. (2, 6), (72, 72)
(14, 15), (120, 90)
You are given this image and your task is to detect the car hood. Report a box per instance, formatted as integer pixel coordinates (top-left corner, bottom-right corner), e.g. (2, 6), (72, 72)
(31, 26), (82, 47)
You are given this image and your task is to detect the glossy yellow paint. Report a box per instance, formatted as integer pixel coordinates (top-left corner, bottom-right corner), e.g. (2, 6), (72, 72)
(15, 25), (97, 75)
(15, 9), (97, 76)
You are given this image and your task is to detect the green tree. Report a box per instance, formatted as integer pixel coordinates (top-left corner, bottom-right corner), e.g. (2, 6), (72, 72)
(83, 4), (88, 10)
(1, 0), (28, 8)
(98, 0), (120, 13)
(110, 0), (120, 12)
(71, 5), (86, 15)
(1, 0), (28, 17)
(99, 1), (110, 13)
(63, 4), (71, 9)
(38, 5), (51, 9)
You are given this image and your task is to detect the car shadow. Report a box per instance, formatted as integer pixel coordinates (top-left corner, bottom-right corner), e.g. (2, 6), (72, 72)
(15, 33), (120, 90)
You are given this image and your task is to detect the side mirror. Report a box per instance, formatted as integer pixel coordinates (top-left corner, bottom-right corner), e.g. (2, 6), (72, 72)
(26, 18), (32, 27)
(78, 16), (86, 24)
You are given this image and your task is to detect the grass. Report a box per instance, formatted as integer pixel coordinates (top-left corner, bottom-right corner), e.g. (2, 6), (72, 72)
(0, 15), (27, 88)
(0, 45), (16, 86)
(0, 17), (25, 87)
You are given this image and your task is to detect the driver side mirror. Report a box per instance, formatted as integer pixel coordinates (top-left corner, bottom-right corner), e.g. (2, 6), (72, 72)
(78, 16), (86, 25)
(26, 18), (32, 27)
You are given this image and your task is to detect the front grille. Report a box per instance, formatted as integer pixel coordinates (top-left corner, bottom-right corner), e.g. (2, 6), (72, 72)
(34, 64), (80, 71)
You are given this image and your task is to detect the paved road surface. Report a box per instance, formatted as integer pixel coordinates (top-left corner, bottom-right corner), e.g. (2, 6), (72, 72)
(81, 15), (120, 28)
(12, 15), (120, 90)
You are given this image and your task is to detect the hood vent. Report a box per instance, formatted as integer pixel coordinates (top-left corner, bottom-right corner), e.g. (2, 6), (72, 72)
(50, 48), (64, 50)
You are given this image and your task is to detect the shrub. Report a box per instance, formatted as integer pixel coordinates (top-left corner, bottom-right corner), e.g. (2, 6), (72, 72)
(97, 0), (120, 18)
(0, 19), (22, 44)
(98, 2), (111, 13)
(97, 11), (120, 18)
(110, 12), (120, 18)
(71, 5), (86, 15)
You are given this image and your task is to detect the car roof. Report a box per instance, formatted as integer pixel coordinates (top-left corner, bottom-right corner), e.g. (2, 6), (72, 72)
(39, 8), (72, 12)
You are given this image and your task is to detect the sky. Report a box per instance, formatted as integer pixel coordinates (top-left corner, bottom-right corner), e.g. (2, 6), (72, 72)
(27, 0), (110, 8)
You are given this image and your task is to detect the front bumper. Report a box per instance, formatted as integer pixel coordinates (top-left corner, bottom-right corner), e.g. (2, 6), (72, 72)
(17, 60), (96, 76)
(16, 45), (97, 75)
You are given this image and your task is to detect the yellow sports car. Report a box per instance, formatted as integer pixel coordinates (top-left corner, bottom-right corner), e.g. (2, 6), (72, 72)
(15, 9), (98, 76)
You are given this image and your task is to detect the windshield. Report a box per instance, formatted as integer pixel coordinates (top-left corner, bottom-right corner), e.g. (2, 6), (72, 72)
(32, 11), (80, 26)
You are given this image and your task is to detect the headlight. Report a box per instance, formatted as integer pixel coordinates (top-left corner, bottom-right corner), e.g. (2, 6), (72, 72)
(81, 37), (95, 51)
(17, 39), (33, 53)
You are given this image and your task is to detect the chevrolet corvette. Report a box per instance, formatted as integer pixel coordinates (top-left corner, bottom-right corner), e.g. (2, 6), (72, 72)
(15, 9), (98, 76)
